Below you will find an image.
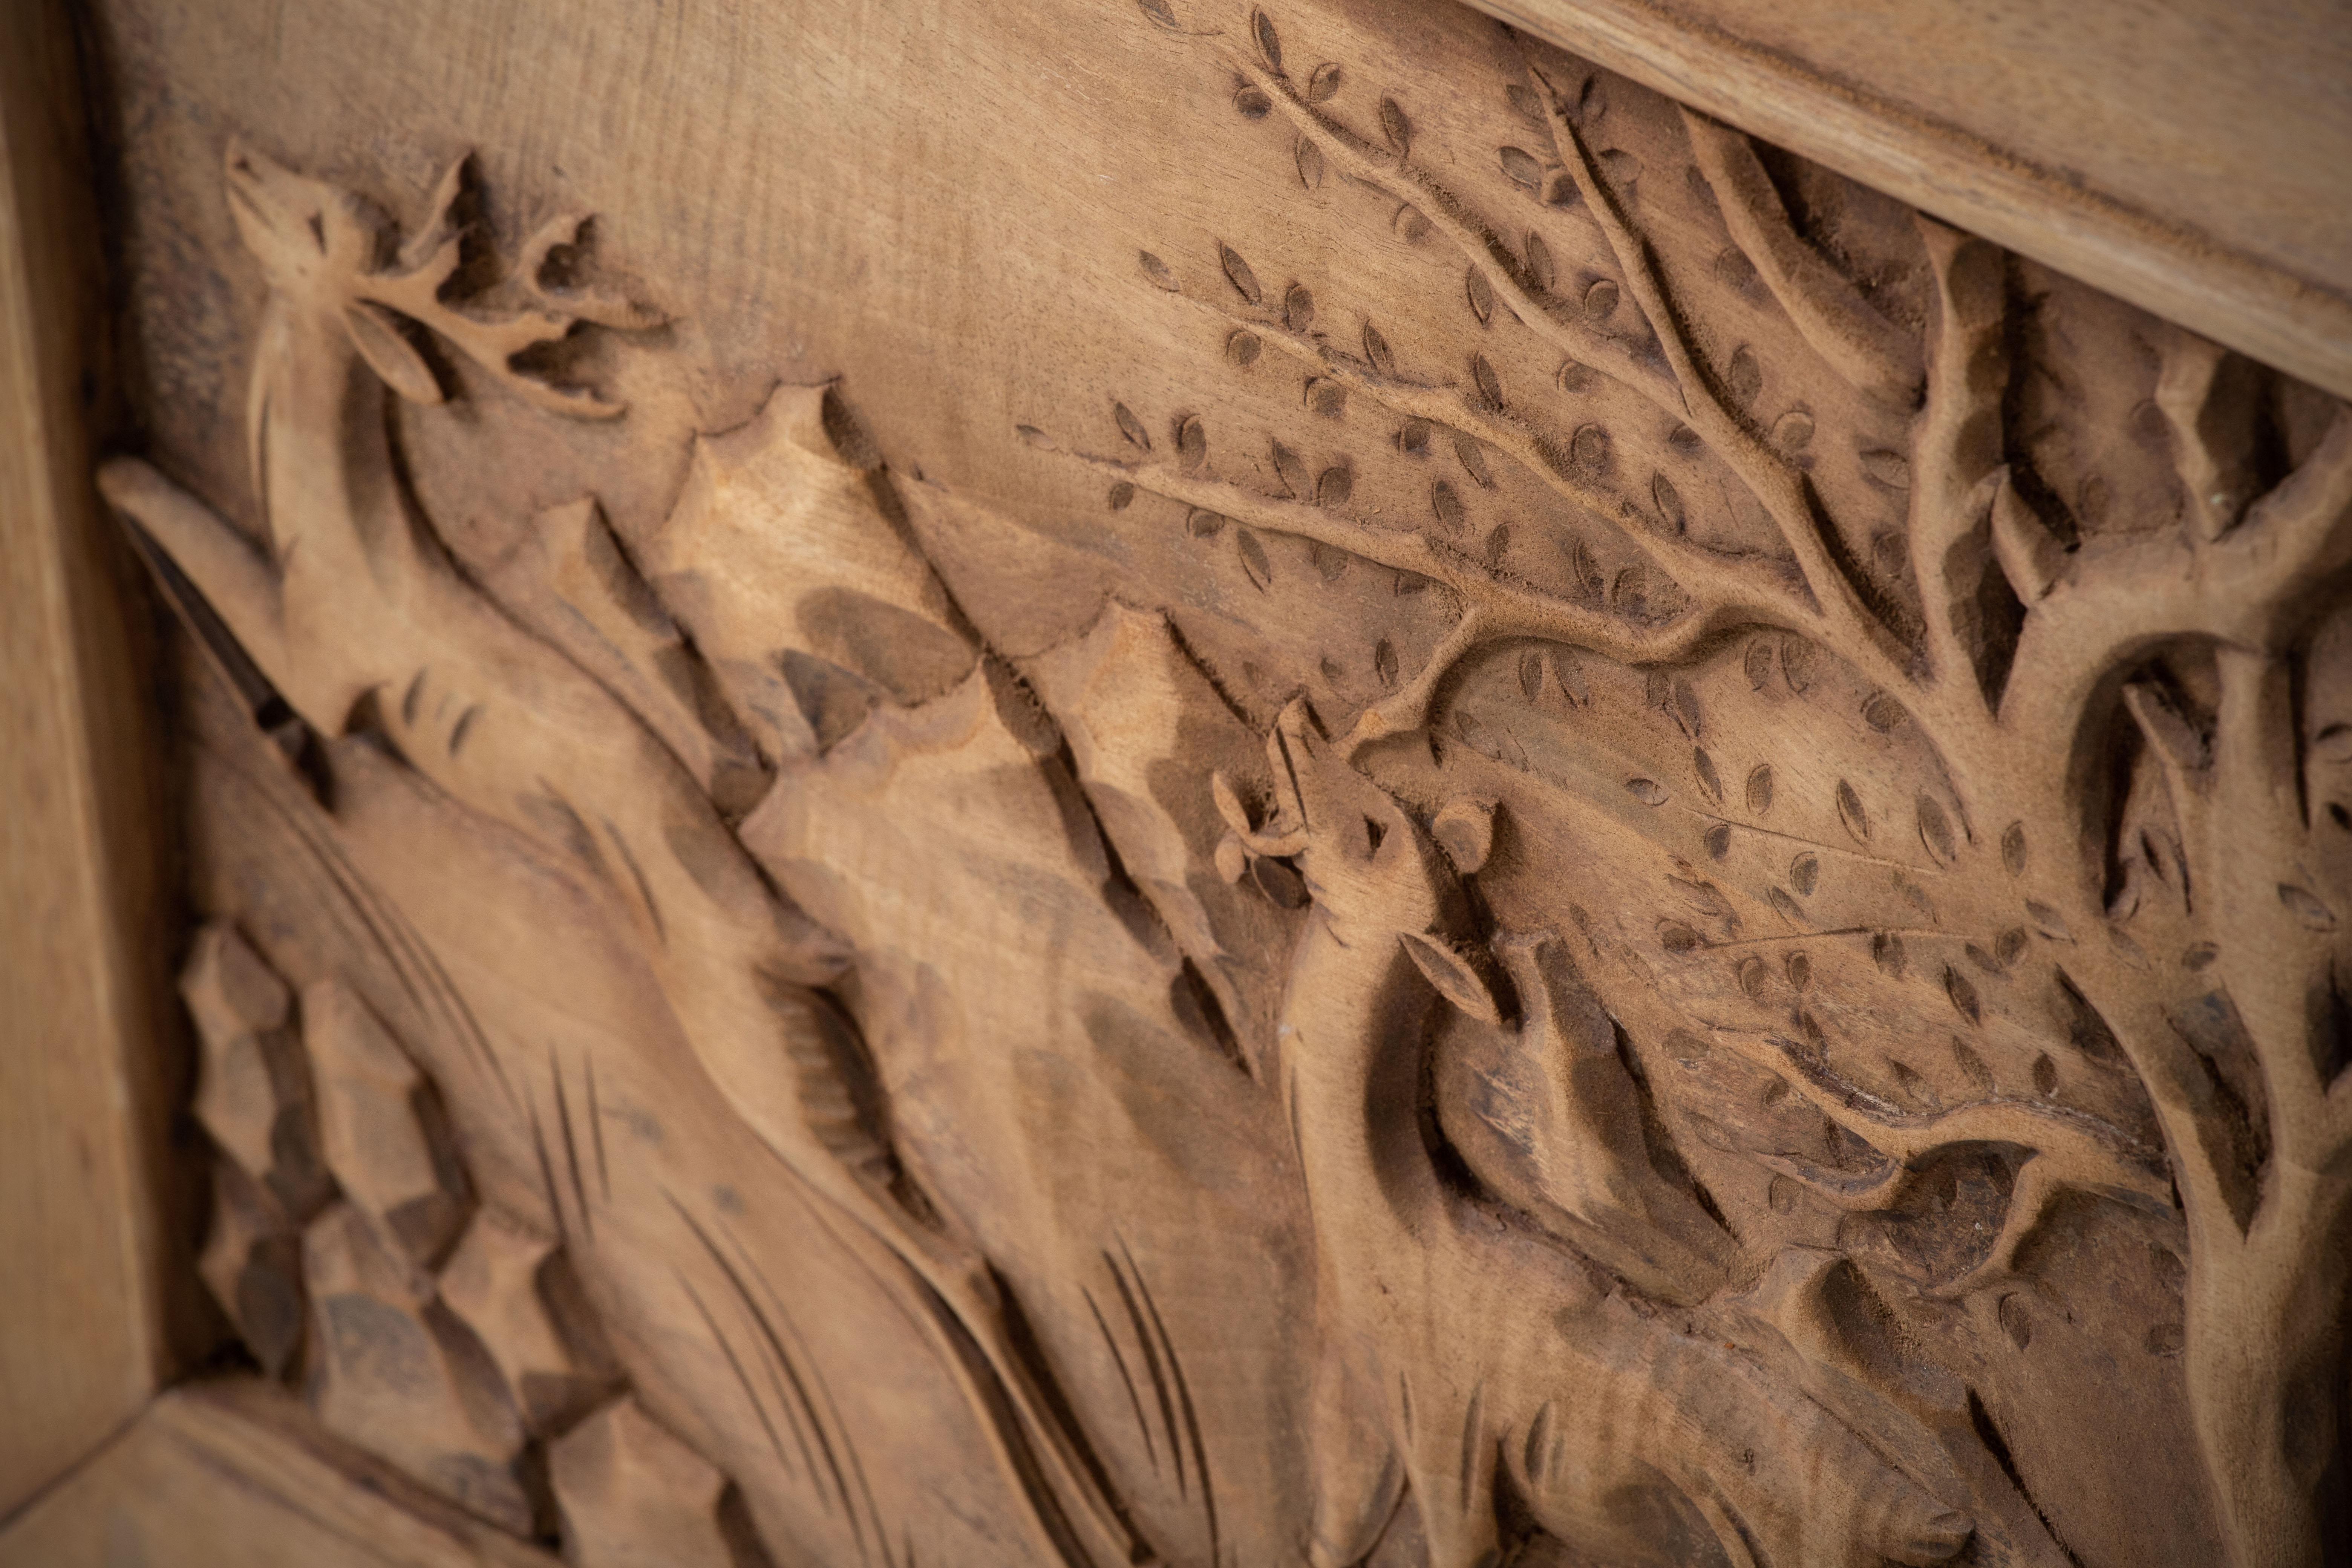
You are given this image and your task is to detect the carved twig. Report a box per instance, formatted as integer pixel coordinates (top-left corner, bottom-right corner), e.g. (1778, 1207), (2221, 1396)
(1678, 107), (1923, 409)
(1902, 221), (2010, 714)
(1157, 282), (1819, 632)
(1224, 52), (1677, 414)
(1517, 49), (1916, 702)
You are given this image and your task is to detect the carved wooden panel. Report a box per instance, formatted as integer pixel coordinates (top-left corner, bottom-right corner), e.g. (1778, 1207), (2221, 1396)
(56, 0), (2352, 1563)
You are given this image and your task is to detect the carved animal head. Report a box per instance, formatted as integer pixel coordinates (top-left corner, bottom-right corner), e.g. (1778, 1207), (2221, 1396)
(223, 140), (642, 419)
(225, 139), (382, 300)
(1226, 701), (1504, 1022)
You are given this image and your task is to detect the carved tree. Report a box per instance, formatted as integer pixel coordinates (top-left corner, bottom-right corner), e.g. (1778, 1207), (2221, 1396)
(1033, 8), (2352, 1565)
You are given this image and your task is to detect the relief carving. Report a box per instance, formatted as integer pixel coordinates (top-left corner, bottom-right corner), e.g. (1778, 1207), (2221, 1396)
(97, 3), (2352, 1564)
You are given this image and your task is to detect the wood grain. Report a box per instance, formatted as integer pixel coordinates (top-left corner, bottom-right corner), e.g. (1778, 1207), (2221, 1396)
(41, 0), (2352, 1562)
(1474, 0), (2352, 400)
(0, 1380), (557, 1567)
(0, 0), (175, 1517)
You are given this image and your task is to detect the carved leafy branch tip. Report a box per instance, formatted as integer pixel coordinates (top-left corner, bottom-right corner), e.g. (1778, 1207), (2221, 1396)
(1516, 41), (1918, 701)
(1680, 107), (1923, 408)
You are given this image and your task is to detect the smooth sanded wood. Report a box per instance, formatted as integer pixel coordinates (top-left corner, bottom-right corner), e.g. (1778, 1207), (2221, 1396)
(1475, 0), (2352, 401)
(0, 0), (175, 1518)
(0, 1381), (557, 1567)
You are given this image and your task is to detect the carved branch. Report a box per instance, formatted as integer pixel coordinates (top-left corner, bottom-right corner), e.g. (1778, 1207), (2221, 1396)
(1516, 46), (1917, 702)
(1152, 281), (1821, 637)
(1903, 221), (2009, 714)
(1225, 52), (1675, 414)
(1678, 107), (1923, 408)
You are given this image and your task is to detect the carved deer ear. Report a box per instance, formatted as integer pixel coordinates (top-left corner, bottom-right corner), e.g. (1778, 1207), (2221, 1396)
(1399, 932), (1501, 1024)
(342, 302), (446, 406)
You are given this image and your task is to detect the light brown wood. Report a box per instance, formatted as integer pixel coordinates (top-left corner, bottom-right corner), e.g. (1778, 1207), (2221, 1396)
(0, 0), (175, 1517)
(22, 0), (2352, 1563)
(0, 1381), (556, 1567)
(1473, 0), (2352, 403)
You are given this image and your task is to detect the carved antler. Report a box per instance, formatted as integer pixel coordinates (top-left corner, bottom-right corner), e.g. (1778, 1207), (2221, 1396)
(359, 155), (660, 419)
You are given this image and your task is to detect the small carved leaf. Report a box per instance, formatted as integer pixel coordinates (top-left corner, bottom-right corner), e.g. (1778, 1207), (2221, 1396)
(1430, 479), (1464, 531)
(1315, 463), (1353, 508)
(1237, 528), (1274, 589)
(1251, 8), (1283, 71)
(1781, 638), (1817, 693)
(1234, 85), (1272, 119)
(1499, 146), (1543, 188)
(1270, 439), (1310, 498)
(1769, 887), (1807, 926)
(1306, 377), (1347, 416)
(1281, 282), (1316, 334)
(1945, 965), (1983, 1026)
(1772, 409), (1816, 451)
(1693, 748), (1723, 803)
(1507, 84), (1544, 122)
(1295, 136), (1325, 189)
(1396, 417), (1431, 455)
(1453, 433), (1493, 488)
(1657, 921), (1702, 954)
(1393, 203), (1430, 242)
(2002, 821), (2028, 876)
(1380, 98), (1412, 158)
(1583, 279), (1619, 320)
(1917, 795), (1957, 862)
(1227, 329), (1262, 366)
(1176, 414), (1207, 470)
(1570, 539), (1603, 601)
(1140, 250), (1178, 289)
(1744, 638), (1776, 690)
(1220, 244), (1263, 304)
(1790, 851), (1819, 894)
(1746, 763), (1774, 815)
(1137, 0), (1179, 28)
(1860, 449), (1913, 489)
(1518, 651), (1545, 701)
(1726, 345), (1762, 405)
(1525, 231), (1555, 292)
(1570, 424), (1609, 475)
(1107, 481), (1135, 510)
(1651, 472), (1686, 531)
(2026, 899), (2071, 940)
(1374, 639), (1398, 686)
(1626, 776), (1668, 806)
(1836, 779), (1871, 842)
(1114, 402), (1151, 452)
(1863, 692), (1908, 732)
(1186, 508), (1225, 537)
(1363, 323), (1396, 376)
(1017, 424), (1057, 450)
(1466, 266), (1495, 325)
(1704, 823), (1732, 860)
(1471, 354), (1504, 410)
(1401, 933), (1499, 1023)
(1307, 62), (1343, 101)
(2280, 884), (2339, 931)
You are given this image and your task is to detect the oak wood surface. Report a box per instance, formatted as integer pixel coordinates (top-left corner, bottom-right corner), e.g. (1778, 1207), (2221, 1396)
(1476, 0), (2352, 402)
(24, 0), (2352, 1563)
(0, 0), (175, 1518)
(0, 1381), (557, 1568)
